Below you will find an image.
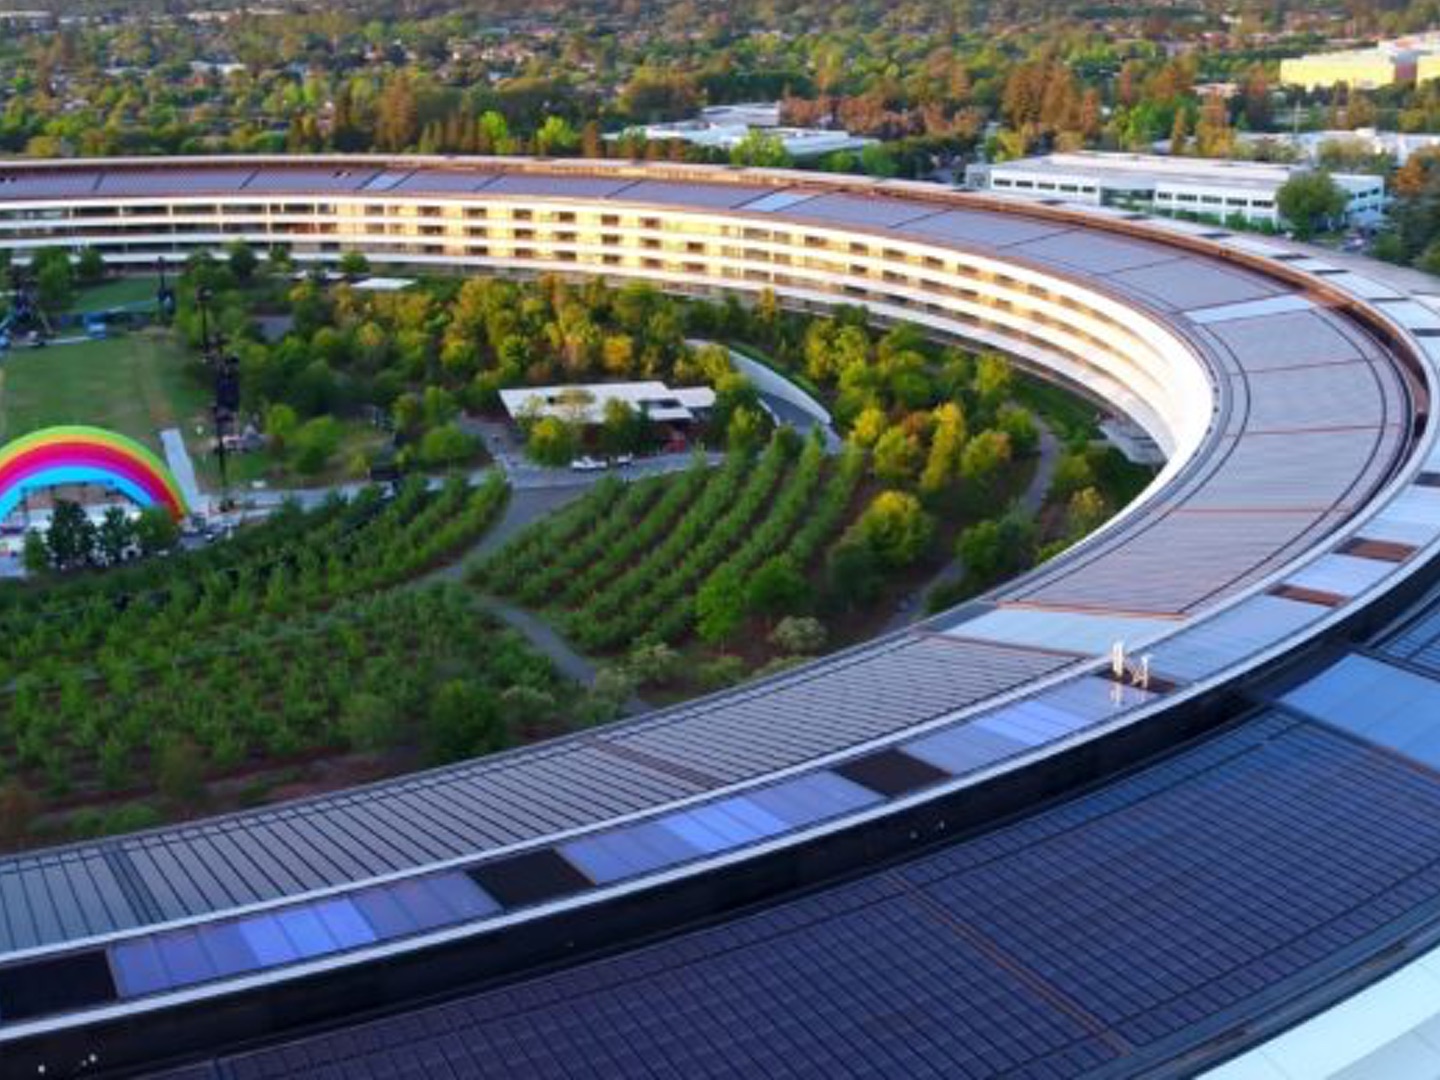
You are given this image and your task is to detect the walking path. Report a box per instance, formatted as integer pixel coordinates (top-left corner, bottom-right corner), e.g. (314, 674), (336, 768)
(160, 427), (204, 514)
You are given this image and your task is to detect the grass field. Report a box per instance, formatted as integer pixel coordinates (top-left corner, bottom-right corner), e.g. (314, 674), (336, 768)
(67, 277), (159, 314)
(0, 330), (210, 454)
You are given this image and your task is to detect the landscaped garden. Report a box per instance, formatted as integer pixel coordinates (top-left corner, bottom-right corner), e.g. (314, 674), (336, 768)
(0, 248), (1155, 857)
(0, 474), (608, 852)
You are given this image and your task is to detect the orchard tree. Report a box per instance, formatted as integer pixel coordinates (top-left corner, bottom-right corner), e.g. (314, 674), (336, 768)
(745, 556), (810, 621)
(696, 565), (746, 644)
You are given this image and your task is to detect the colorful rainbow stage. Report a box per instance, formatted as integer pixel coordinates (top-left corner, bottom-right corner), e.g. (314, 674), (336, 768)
(0, 425), (189, 521)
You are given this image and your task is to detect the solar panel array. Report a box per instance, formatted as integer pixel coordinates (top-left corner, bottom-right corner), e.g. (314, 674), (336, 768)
(183, 709), (1440, 1079)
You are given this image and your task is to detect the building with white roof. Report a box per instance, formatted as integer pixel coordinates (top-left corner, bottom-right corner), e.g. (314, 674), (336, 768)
(610, 120), (869, 160)
(499, 381), (716, 426)
(967, 151), (1385, 227)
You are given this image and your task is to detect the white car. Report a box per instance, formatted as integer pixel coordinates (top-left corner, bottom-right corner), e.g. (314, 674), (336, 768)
(570, 455), (608, 472)
(611, 453), (635, 467)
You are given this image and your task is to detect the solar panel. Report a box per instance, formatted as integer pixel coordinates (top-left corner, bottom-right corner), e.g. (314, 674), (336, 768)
(0, 950), (116, 1021)
(468, 850), (593, 909)
(834, 749), (950, 798)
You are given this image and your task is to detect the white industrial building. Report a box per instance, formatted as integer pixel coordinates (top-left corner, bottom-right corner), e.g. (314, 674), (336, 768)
(613, 101), (872, 160)
(967, 152), (1386, 228)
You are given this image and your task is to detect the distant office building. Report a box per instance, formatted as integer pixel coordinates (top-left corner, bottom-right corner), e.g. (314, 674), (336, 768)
(1277, 34), (1440, 91)
(699, 102), (781, 128)
(612, 119), (873, 159)
(967, 152), (1385, 227)
(1233, 127), (1440, 167)
(612, 102), (871, 160)
(1280, 48), (1418, 91)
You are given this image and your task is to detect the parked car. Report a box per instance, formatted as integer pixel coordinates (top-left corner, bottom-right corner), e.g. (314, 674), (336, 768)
(610, 453), (635, 467)
(570, 455), (608, 472)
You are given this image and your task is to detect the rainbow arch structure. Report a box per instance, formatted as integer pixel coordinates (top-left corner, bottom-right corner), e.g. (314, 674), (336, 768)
(0, 425), (188, 522)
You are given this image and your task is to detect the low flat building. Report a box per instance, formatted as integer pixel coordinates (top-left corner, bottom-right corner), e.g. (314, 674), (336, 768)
(699, 102), (781, 128)
(500, 381), (716, 427)
(611, 120), (873, 159)
(967, 151), (1385, 227)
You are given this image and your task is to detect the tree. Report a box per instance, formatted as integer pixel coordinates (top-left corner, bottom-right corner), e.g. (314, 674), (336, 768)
(156, 736), (205, 806)
(997, 405), (1038, 456)
(375, 74), (419, 151)
(291, 416), (343, 475)
(526, 416), (579, 466)
(769, 616), (827, 655)
(1066, 486), (1109, 539)
(920, 402), (968, 495)
(730, 130), (792, 168)
(850, 406), (889, 449)
(600, 398), (646, 456)
(627, 641), (682, 684)
(96, 506), (134, 565)
(21, 530), (47, 575)
(76, 246), (105, 285)
(135, 506), (179, 556)
(226, 240), (258, 284)
(264, 402), (300, 454)
(960, 430), (1013, 490)
(32, 247), (73, 313)
(973, 353), (1014, 413)
(427, 679), (507, 761)
(873, 426), (921, 485)
(0, 780), (37, 847)
(746, 556), (810, 621)
(852, 490), (933, 567)
(1277, 171), (1347, 239)
(46, 499), (95, 569)
(418, 423), (477, 468)
(535, 115), (580, 156)
(339, 250), (370, 279)
(1049, 451), (1094, 503)
(958, 510), (1037, 588)
(340, 692), (399, 752)
(696, 565), (746, 644)
(824, 535), (883, 609)
(727, 405), (765, 454)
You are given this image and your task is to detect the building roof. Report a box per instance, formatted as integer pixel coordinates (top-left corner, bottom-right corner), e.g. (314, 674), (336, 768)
(499, 381), (716, 424)
(0, 157), (1434, 1075)
(985, 151), (1381, 194)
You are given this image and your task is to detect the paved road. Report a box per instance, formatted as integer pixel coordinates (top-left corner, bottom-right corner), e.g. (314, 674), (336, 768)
(883, 420), (1061, 632)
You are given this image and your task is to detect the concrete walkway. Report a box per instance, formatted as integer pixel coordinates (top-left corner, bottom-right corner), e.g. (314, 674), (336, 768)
(160, 427), (204, 514)
(883, 420), (1061, 632)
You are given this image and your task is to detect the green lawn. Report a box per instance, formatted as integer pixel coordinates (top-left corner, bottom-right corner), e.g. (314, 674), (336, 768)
(0, 329), (211, 454)
(68, 277), (161, 314)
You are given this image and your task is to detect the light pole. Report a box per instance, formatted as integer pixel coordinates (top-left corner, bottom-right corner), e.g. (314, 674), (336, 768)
(196, 286), (239, 512)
